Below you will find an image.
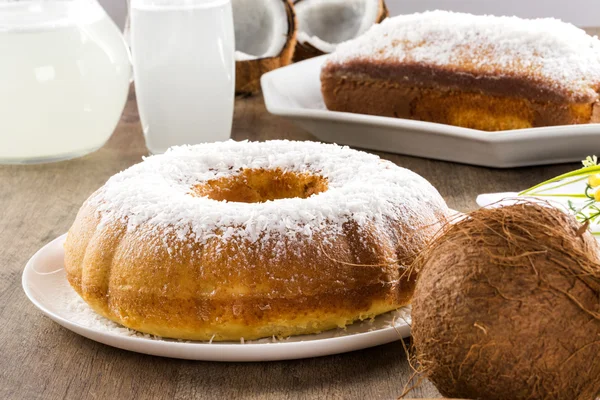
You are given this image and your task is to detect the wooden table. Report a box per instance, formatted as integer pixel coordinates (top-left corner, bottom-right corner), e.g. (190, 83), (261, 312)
(1, 59), (596, 398)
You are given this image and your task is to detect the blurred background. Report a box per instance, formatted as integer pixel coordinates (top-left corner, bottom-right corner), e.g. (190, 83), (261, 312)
(99, 0), (600, 30)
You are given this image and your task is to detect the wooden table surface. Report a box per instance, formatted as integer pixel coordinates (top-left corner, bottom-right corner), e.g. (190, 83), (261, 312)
(2, 27), (598, 397)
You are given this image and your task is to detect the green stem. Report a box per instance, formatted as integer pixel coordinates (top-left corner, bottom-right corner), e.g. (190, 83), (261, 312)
(527, 175), (589, 195)
(516, 161), (600, 234)
(519, 166), (600, 196)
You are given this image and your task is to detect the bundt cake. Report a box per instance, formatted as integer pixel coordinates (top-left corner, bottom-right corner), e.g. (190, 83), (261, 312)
(64, 140), (449, 341)
(321, 11), (600, 131)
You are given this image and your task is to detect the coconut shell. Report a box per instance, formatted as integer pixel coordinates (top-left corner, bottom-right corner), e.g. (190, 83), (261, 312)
(293, 0), (388, 62)
(410, 203), (600, 400)
(235, 0), (296, 95)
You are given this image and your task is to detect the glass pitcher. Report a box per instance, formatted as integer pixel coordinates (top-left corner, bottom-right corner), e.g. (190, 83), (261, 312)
(0, 0), (131, 164)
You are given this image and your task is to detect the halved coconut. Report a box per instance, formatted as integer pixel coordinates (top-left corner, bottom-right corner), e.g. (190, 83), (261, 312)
(233, 0), (296, 94)
(293, 0), (388, 61)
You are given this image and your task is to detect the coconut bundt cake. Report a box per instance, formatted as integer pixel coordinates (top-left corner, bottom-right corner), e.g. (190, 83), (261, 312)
(64, 140), (449, 341)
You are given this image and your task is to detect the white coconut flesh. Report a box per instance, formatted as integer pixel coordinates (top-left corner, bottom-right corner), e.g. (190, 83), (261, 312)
(232, 0), (289, 61)
(295, 0), (381, 53)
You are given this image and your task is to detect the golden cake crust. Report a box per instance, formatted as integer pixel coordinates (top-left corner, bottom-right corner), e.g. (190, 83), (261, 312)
(64, 141), (449, 341)
(321, 72), (600, 131)
(65, 200), (431, 340)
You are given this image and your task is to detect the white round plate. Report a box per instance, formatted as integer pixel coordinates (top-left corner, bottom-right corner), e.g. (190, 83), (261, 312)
(22, 234), (411, 362)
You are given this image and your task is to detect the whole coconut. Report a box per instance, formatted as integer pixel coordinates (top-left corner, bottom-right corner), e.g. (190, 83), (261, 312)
(411, 202), (600, 400)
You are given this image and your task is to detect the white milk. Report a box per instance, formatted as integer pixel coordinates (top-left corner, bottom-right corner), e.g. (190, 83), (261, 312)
(0, 1), (131, 163)
(131, 0), (235, 154)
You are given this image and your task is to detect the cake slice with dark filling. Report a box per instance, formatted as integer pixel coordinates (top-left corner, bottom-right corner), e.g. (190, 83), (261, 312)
(321, 11), (600, 131)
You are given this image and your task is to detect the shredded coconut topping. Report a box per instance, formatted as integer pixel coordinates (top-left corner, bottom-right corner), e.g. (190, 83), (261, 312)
(325, 10), (600, 101)
(90, 140), (443, 247)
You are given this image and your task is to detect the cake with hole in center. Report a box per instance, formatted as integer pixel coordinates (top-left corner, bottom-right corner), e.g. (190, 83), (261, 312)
(321, 11), (600, 131)
(64, 140), (449, 341)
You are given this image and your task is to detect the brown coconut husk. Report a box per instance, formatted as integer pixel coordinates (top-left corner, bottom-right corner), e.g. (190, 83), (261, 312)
(235, 0), (296, 94)
(293, 0), (388, 62)
(407, 201), (600, 400)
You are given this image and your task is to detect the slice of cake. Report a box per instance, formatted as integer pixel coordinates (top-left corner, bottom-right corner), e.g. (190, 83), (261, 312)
(321, 11), (600, 131)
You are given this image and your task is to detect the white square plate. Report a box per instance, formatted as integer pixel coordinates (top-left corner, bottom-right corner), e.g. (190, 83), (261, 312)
(261, 56), (600, 168)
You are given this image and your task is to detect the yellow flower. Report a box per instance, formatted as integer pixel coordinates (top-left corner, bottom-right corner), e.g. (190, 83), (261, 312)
(589, 174), (600, 188)
(595, 190), (600, 202)
(582, 155), (598, 168)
